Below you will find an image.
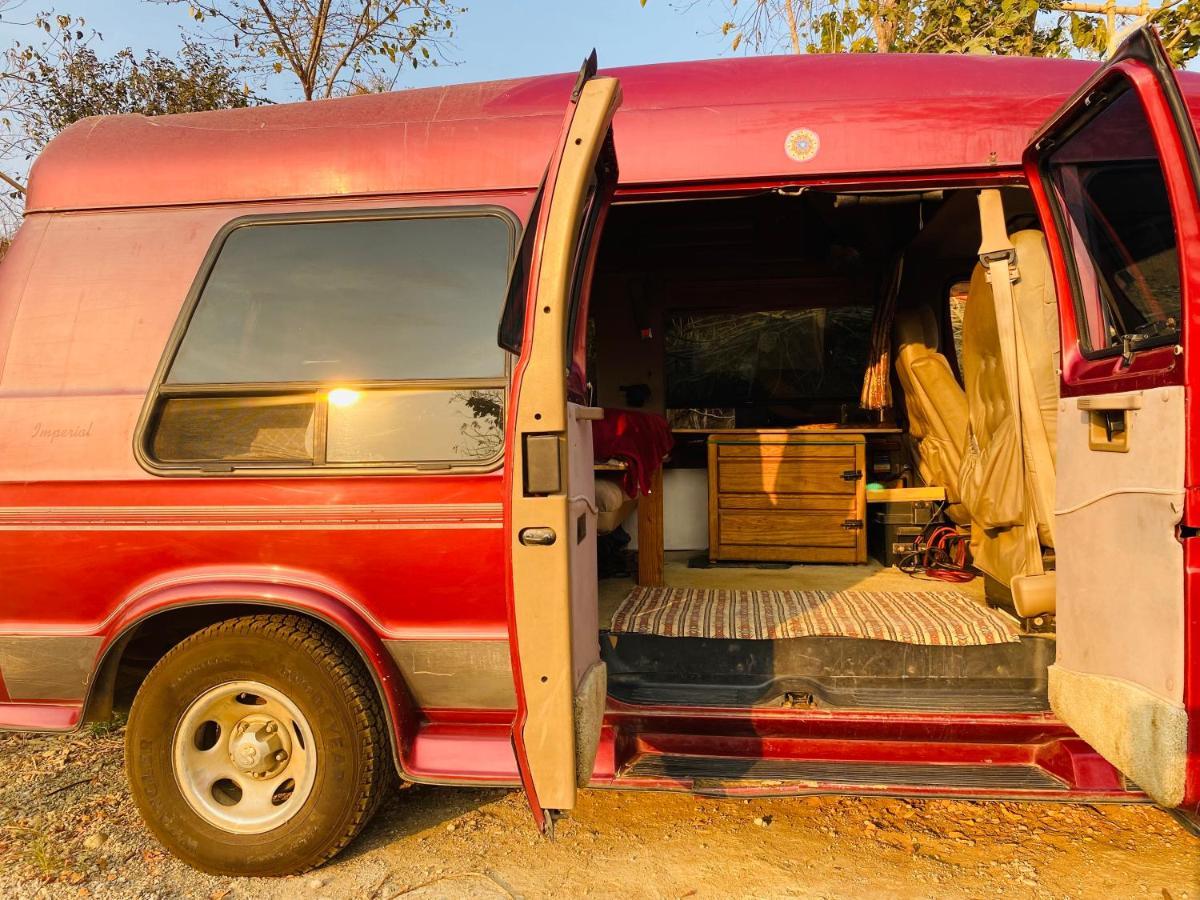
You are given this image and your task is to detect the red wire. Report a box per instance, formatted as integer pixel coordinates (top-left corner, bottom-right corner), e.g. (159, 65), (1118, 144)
(909, 523), (974, 582)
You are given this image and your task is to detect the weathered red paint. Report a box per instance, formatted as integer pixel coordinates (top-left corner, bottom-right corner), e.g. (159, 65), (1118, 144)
(27, 54), (1120, 215)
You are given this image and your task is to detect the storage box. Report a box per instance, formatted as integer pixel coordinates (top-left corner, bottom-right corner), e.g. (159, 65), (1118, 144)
(868, 516), (925, 567)
(873, 500), (936, 527)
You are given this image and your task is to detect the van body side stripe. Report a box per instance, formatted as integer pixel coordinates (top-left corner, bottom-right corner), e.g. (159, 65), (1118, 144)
(0, 503), (503, 531)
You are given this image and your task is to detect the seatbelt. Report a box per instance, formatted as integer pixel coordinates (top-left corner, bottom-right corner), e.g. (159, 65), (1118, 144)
(976, 190), (1056, 579)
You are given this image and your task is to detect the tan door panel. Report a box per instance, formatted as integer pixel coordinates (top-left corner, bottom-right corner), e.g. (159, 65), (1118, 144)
(1051, 386), (1187, 806)
(508, 73), (621, 822)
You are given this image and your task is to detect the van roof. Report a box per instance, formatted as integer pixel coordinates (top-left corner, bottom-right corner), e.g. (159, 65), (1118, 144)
(25, 53), (1192, 213)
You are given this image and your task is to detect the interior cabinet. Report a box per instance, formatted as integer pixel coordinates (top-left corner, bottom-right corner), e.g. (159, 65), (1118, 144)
(707, 431), (867, 564)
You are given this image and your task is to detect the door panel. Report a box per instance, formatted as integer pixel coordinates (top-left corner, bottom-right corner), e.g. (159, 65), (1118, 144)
(1027, 27), (1198, 807)
(504, 59), (621, 830)
(1053, 386), (1187, 805)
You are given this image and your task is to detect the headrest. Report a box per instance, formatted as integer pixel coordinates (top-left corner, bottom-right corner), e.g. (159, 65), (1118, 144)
(894, 306), (940, 353)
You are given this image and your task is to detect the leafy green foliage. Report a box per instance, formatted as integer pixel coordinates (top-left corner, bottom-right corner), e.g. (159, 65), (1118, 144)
(1150, 0), (1200, 66)
(648, 1), (1198, 65)
(22, 35), (253, 147)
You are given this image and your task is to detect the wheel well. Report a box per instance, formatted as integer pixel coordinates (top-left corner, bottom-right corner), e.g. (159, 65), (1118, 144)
(83, 604), (399, 759)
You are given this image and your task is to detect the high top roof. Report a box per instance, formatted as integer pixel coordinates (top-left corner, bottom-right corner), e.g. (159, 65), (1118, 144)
(26, 53), (1187, 213)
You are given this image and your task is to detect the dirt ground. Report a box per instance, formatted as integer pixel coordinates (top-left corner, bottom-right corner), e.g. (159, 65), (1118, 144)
(0, 725), (1196, 899)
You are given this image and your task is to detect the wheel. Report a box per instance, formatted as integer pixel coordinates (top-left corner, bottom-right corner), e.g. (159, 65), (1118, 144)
(125, 614), (390, 875)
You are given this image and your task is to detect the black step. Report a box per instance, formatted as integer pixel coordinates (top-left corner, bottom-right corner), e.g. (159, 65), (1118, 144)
(602, 633), (1054, 712)
(622, 754), (1066, 791)
(608, 677), (1050, 712)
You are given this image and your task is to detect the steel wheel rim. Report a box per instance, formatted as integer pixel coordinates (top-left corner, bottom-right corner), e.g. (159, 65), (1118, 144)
(171, 680), (318, 834)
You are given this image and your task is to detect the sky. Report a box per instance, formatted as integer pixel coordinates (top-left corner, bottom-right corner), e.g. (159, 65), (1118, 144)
(0, 1), (729, 102)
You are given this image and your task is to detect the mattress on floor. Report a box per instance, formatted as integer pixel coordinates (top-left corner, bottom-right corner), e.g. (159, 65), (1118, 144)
(609, 586), (1019, 646)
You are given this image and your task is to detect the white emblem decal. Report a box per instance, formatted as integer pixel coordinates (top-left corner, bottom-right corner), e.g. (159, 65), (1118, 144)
(785, 128), (820, 163)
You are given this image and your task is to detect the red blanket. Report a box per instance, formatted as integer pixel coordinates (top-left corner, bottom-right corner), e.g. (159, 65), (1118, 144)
(592, 409), (673, 498)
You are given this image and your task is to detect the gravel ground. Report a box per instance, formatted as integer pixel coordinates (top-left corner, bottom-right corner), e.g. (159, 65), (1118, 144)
(0, 724), (1196, 899)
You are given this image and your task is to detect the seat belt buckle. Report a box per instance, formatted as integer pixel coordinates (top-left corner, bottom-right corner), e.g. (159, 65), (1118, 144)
(979, 248), (1019, 283)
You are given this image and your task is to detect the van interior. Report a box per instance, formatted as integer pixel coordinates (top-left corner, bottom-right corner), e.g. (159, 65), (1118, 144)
(583, 185), (1060, 716)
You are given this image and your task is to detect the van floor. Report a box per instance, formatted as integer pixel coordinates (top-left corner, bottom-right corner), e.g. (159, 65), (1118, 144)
(597, 553), (988, 627)
(598, 553), (1052, 713)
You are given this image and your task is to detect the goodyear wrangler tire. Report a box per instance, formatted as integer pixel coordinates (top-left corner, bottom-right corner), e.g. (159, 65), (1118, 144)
(125, 614), (390, 875)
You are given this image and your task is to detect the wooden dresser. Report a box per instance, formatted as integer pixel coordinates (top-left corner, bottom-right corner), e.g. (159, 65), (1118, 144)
(707, 431), (868, 564)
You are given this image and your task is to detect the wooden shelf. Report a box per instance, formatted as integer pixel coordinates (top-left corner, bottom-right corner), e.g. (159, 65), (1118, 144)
(866, 486), (945, 502)
(676, 425), (902, 435)
(594, 460), (629, 472)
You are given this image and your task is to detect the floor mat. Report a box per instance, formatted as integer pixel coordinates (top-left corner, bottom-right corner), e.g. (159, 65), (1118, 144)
(609, 587), (1019, 645)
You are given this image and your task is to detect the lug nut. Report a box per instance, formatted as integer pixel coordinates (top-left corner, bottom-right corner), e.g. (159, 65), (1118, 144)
(275, 750), (288, 763)
(264, 722), (277, 735)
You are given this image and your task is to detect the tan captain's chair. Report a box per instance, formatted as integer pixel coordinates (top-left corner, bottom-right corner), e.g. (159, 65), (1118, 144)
(959, 211), (1060, 616)
(894, 307), (970, 524)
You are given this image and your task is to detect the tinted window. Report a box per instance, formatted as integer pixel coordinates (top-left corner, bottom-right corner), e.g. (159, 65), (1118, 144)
(152, 396), (315, 464)
(169, 215), (511, 384)
(665, 307), (876, 407)
(147, 211), (513, 470)
(326, 387), (504, 463)
(1046, 86), (1181, 353)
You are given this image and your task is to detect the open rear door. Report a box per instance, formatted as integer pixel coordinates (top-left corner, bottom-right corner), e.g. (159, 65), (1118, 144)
(1025, 27), (1199, 810)
(501, 55), (620, 833)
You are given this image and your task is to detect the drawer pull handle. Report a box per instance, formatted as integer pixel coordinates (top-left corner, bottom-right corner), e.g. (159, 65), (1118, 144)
(842, 470), (863, 481)
(842, 519), (864, 530)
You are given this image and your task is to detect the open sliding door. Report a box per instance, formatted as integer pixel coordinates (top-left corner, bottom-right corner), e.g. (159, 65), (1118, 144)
(501, 56), (621, 833)
(1026, 27), (1199, 810)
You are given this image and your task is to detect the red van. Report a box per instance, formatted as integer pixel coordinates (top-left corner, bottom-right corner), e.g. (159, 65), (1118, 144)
(2, 26), (1198, 875)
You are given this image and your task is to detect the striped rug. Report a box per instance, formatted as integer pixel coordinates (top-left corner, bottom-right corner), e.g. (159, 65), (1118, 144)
(610, 587), (1019, 646)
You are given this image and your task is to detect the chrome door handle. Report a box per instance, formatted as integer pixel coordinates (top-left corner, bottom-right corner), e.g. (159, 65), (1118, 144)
(519, 527), (557, 546)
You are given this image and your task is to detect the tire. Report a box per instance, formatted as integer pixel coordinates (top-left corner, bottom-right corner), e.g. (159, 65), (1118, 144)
(125, 613), (390, 876)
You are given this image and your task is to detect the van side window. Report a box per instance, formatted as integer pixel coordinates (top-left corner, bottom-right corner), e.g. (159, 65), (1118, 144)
(1044, 84), (1181, 355)
(146, 211), (513, 471)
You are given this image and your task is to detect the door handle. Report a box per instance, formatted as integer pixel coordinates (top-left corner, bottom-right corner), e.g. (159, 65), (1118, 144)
(1077, 395), (1142, 412)
(519, 527), (557, 546)
(1086, 409), (1131, 453)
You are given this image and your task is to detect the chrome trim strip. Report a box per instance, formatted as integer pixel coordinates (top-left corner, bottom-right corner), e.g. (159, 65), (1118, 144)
(385, 639), (516, 710)
(0, 503), (503, 531)
(0, 636), (102, 700)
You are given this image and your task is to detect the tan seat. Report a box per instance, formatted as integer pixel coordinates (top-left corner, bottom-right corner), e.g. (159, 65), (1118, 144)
(595, 476), (636, 535)
(960, 229), (1059, 608)
(894, 307), (970, 524)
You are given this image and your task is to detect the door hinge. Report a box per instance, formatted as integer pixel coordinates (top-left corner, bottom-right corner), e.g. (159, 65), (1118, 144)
(842, 470), (863, 481)
(841, 519), (864, 530)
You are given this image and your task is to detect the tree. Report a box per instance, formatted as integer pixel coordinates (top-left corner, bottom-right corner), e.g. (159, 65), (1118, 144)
(0, 7), (79, 202)
(150, 0), (462, 100)
(651, 0), (1199, 64)
(22, 37), (253, 148)
(0, 9), (254, 223)
(1152, 1), (1200, 65)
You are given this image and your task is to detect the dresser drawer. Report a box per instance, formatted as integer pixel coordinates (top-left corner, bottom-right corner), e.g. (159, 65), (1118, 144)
(717, 458), (857, 495)
(719, 493), (858, 515)
(717, 442), (858, 461)
(718, 510), (857, 548)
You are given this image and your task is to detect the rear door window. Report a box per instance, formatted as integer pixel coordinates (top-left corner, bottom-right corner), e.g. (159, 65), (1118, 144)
(1043, 85), (1181, 356)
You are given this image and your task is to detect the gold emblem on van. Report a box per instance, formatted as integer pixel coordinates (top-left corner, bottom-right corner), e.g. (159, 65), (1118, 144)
(785, 128), (820, 163)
